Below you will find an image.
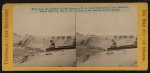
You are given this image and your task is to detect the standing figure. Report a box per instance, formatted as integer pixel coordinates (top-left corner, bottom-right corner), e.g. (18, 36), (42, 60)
(134, 38), (137, 47)
(73, 38), (76, 48)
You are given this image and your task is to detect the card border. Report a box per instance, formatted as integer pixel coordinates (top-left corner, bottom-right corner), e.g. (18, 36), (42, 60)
(2, 3), (148, 71)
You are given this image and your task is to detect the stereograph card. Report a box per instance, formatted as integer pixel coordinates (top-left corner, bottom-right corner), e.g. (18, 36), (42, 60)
(2, 3), (148, 71)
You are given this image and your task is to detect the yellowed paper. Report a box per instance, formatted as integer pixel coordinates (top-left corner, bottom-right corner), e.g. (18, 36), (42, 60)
(2, 3), (148, 71)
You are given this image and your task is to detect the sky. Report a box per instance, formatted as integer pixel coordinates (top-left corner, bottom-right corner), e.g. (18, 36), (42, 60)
(13, 6), (75, 36)
(76, 5), (137, 35)
(13, 4), (137, 36)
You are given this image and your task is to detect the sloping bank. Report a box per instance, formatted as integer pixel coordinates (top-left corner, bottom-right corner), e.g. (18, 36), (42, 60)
(76, 33), (136, 64)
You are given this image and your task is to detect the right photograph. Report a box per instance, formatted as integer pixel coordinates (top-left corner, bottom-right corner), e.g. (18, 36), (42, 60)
(76, 5), (137, 67)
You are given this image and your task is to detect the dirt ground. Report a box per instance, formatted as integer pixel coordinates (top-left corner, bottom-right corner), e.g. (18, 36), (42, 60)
(76, 33), (137, 67)
(77, 48), (137, 67)
(13, 33), (137, 67)
(14, 49), (76, 67)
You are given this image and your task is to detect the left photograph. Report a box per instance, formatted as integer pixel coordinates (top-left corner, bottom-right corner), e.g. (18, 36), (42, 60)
(13, 6), (76, 67)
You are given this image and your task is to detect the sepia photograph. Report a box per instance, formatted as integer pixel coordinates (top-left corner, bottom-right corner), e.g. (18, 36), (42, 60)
(13, 6), (76, 67)
(2, 3), (148, 71)
(13, 4), (138, 67)
(76, 6), (137, 67)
